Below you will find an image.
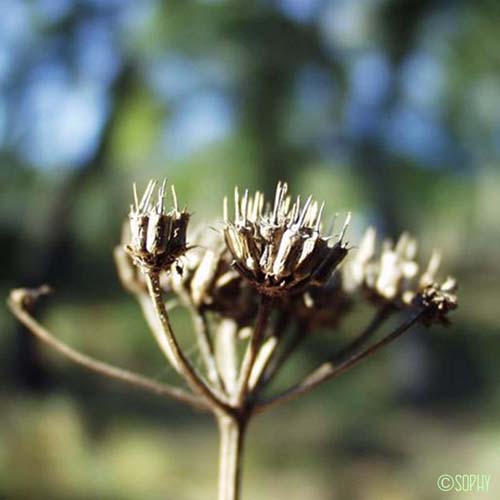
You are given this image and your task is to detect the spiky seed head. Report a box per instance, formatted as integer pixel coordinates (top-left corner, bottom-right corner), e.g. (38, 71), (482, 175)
(416, 277), (458, 326)
(126, 179), (190, 273)
(341, 227), (458, 322)
(222, 181), (350, 297)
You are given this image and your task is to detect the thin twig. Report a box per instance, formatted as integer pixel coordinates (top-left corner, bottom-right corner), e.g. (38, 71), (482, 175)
(258, 305), (392, 391)
(145, 273), (232, 413)
(7, 288), (208, 412)
(248, 335), (279, 391)
(137, 293), (181, 373)
(331, 305), (393, 363)
(191, 307), (226, 393)
(248, 312), (291, 391)
(216, 319), (239, 396)
(235, 296), (273, 406)
(258, 320), (309, 388)
(114, 245), (183, 373)
(256, 309), (425, 414)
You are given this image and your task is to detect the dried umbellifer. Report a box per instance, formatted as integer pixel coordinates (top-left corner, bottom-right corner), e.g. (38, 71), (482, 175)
(8, 179), (458, 500)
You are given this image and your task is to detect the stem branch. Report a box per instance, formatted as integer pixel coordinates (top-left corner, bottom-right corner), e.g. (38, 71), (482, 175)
(7, 287), (208, 412)
(191, 307), (226, 393)
(145, 273), (231, 413)
(258, 320), (309, 389)
(256, 309), (424, 414)
(137, 293), (182, 373)
(235, 296), (272, 406)
(332, 305), (393, 363)
(216, 319), (239, 396)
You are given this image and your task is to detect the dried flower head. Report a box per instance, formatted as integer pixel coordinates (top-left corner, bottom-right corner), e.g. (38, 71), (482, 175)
(343, 229), (418, 302)
(342, 227), (458, 321)
(223, 181), (350, 297)
(416, 277), (458, 326)
(369, 232), (419, 302)
(114, 221), (148, 294)
(168, 229), (257, 324)
(114, 220), (172, 294)
(126, 179), (190, 273)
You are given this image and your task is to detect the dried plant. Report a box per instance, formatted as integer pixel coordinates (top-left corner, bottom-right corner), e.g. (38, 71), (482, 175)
(8, 179), (458, 500)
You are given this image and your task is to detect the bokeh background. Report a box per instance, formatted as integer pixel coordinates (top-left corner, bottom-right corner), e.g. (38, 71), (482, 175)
(1, 0), (500, 499)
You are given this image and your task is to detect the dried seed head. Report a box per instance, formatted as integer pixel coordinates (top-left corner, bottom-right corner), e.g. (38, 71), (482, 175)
(341, 227), (458, 321)
(126, 179), (190, 273)
(167, 228), (258, 325)
(114, 221), (147, 294)
(416, 277), (458, 326)
(115, 220), (171, 294)
(223, 181), (350, 297)
(372, 232), (419, 301)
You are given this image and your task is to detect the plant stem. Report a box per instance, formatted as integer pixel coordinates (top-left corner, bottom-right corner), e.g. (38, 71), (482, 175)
(145, 273), (230, 412)
(7, 287), (208, 411)
(191, 307), (226, 393)
(216, 319), (239, 396)
(137, 293), (181, 373)
(256, 309), (424, 414)
(258, 320), (309, 388)
(247, 311), (291, 392)
(235, 295), (272, 406)
(217, 414), (247, 500)
(331, 305), (393, 363)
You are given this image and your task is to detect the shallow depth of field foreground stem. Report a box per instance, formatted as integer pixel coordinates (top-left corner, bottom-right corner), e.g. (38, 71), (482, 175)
(8, 179), (458, 500)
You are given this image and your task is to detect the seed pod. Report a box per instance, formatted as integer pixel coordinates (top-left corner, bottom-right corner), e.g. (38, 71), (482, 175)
(222, 181), (350, 296)
(126, 179), (190, 273)
(340, 227), (458, 321)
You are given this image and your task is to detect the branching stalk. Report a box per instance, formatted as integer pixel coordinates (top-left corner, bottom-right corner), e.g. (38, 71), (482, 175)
(145, 273), (231, 413)
(7, 288), (208, 412)
(258, 320), (309, 389)
(247, 311), (291, 392)
(191, 307), (226, 393)
(235, 296), (272, 406)
(256, 309), (425, 414)
(216, 319), (239, 396)
(331, 305), (393, 363)
(137, 293), (182, 373)
(248, 335), (278, 391)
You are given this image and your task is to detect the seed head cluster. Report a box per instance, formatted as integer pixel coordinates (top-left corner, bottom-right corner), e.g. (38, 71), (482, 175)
(223, 181), (350, 296)
(5, 176), (462, 500)
(118, 179), (457, 326)
(341, 227), (458, 322)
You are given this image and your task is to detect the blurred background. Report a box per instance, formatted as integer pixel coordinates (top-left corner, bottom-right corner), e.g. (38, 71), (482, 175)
(1, 0), (499, 499)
